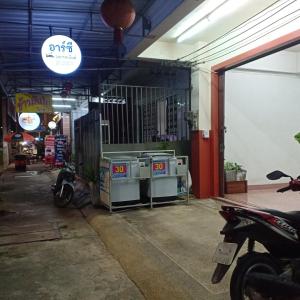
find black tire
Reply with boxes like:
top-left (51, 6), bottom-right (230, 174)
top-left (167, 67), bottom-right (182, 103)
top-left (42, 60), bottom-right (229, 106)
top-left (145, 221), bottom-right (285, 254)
top-left (230, 252), bottom-right (282, 300)
top-left (53, 185), bottom-right (73, 208)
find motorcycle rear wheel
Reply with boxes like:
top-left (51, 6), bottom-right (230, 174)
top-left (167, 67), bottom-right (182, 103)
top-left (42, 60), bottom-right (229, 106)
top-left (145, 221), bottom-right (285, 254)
top-left (230, 252), bottom-right (282, 300)
top-left (53, 185), bottom-right (73, 208)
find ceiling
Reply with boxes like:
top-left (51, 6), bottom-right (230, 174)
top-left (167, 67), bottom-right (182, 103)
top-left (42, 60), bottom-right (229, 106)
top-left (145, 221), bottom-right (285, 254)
top-left (0, 0), bottom-right (184, 102)
top-left (161, 0), bottom-right (278, 43)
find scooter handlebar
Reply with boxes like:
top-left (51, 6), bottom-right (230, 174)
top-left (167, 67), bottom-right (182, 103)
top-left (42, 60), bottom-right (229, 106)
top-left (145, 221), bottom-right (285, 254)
top-left (277, 179), bottom-right (300, 193)
top-left (277, 186), bottom-right (291, 193)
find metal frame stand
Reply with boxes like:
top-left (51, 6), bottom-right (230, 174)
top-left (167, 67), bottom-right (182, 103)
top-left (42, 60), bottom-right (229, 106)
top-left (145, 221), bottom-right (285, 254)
top-left (99, 150), bottom-right (189, 213)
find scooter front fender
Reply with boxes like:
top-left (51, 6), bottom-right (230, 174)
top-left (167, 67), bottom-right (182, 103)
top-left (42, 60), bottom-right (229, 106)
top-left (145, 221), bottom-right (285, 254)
top-left (59, 180), bottom-right (74, 197)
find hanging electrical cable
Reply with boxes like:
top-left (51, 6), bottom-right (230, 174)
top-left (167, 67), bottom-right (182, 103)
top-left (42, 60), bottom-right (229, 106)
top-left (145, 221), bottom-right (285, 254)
top-left (186, 0), bottom-right (296, 62)
top-left (177, 0), bottom-right (288, 60)
top-left (177, 0), bottom-right (295, 61)
top-left (193, 12), bottom-right (300, 66)
top-left (191, 9), bottom-right (300, 64)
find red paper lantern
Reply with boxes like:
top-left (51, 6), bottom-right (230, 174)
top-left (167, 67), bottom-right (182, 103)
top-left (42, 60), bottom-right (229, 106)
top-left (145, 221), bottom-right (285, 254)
top-left (100, 0), bottom-right (136, 44)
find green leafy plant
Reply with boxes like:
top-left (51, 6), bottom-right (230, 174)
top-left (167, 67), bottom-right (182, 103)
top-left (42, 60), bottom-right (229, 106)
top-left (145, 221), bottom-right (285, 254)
top-left (224, 161), bottom-right (243, 171)
top-left (158, 141), bottom-right (171, 150)
top-left (84, 165), bottom-right (97, 183)
top-left (294, 132), bottom-right (300, 144)
top-left (224, 161), bottom-right (246, 182)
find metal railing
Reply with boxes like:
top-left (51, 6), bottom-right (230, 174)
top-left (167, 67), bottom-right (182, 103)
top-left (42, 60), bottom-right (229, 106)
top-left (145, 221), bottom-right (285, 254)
top-left (99, 84), bottom-right (190, 144)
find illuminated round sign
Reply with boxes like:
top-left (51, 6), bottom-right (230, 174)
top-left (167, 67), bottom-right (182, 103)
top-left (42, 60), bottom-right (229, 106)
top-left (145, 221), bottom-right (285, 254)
top-left (18, 113), bottom-right (40, 131)
top-left (48, 121), bottom-right (57, 129)
top-left (41, 35), bottom-right (82, 75)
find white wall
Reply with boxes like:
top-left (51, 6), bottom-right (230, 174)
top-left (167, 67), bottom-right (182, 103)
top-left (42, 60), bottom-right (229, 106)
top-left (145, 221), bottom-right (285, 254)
top-left (297, 52), bottom-right (300, 72)
top-left (240, 50), bottom-right (299, 73)
top-left (193, 69), bottom-right (211, 129)
top-left (225, 68), bottom-right (300, 185)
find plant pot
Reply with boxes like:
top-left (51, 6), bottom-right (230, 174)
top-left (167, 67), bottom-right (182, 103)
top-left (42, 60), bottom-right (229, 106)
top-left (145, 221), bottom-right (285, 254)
top-left (237, 170), bottom-right (247, 181)
top-left (225, 170), bottom-right (237, 182)
top-left (225, 180), bottom-right (248, 194)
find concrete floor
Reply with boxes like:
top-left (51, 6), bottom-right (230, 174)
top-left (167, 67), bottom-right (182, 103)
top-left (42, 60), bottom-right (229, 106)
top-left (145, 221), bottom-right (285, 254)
top-left (83, 201), bottom-right (232, 300)
top-left (1, 164), bottom-right (262, 300)
top-left (0, 165), bottom-right (143, 300)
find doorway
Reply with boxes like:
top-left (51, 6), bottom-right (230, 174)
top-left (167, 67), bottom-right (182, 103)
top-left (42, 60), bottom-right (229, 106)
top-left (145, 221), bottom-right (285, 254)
top-left (211, 29), bottom-right (300, 197)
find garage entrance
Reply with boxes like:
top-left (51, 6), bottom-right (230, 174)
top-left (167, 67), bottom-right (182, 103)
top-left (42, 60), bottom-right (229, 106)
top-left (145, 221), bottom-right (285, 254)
top-left (211, 29), bottom-right (300, 200)
top-left (223, 43), bottom-right (300, 209)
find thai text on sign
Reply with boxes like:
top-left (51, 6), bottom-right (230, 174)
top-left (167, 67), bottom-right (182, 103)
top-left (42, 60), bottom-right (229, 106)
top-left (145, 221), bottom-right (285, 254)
top-left (16, 93), bottom-right (53, 113)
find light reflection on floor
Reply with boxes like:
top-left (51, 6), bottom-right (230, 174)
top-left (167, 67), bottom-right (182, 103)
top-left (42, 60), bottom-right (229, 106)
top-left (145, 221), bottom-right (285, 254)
top-left (225, 186), bottom-right (300, 212)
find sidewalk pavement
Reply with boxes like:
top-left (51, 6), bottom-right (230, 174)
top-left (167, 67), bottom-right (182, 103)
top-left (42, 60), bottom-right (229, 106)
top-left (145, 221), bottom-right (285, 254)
top-left (0, 163), bottom-right (267, 300)
top-left (82, 200), bottom-right (236, 300)
top-left (0, 164), bottom-right (143, 300)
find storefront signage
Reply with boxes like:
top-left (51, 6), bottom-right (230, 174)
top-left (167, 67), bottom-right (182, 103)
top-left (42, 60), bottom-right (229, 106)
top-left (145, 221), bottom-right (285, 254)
top-left (152, 161), bottom-right (167, 176)
top-left (18, 113), bottom-right (40, 131)
top-left (41, 35), bottom-right (82, 74)
top-left (16, 93), bottom-right (53, 113)
top-left (55, 135), bottom-right (67, 166)
top-left (112, 163), bottom-right (128, 178)
top-left (44, 135), bottom-right (55, 165)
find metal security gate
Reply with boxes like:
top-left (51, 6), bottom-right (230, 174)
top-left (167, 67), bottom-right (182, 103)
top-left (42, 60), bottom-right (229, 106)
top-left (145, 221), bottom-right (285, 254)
top-left (74, 110), bottom-right (101, 179)
top-left (74, 84), bottom-right (191, 178)
top-left (99, 84), bottom-right (190, 145)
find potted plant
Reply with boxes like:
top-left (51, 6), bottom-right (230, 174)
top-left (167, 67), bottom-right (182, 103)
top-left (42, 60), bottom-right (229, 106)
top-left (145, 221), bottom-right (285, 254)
top-left (224, 161), bottom-right (238, 181)
top-left (224, 161), bottom-right (247, 181)
top-left (236, 166), bottom-right (247, 181)
top-left (224, 161), bottom-right (247, 193)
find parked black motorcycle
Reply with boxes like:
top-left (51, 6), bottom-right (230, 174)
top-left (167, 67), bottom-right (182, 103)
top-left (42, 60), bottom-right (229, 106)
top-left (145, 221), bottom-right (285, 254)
top-left (51, 163), bottom-right (76, 207)
top-left (246, 271), bottom-right (300, 299)
top-left (211, 170), bottom-right (300, 300)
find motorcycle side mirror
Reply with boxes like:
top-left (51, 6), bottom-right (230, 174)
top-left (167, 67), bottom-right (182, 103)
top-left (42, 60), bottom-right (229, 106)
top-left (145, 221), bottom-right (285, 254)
top-left (266, 170), bottom-right (291, 180)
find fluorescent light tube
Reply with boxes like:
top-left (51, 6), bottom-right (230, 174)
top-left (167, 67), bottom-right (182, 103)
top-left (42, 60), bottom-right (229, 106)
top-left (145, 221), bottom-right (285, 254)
top-left (52, 104), bottom-right (72, 108)
top-left (177, 18), bottom-right (210, 43)
top-left (174, 0), bottom-right (227, 38)
top-left (177, 0), bottom-right (249, 43)
top-left (52, 97), bottom-right (76, 102)
top-left (209, 0), bottom-right (249, 22)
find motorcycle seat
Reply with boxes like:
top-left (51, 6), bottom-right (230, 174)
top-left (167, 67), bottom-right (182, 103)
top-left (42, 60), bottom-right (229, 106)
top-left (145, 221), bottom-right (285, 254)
top-left (261, 209), bottom-right (300, 228)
